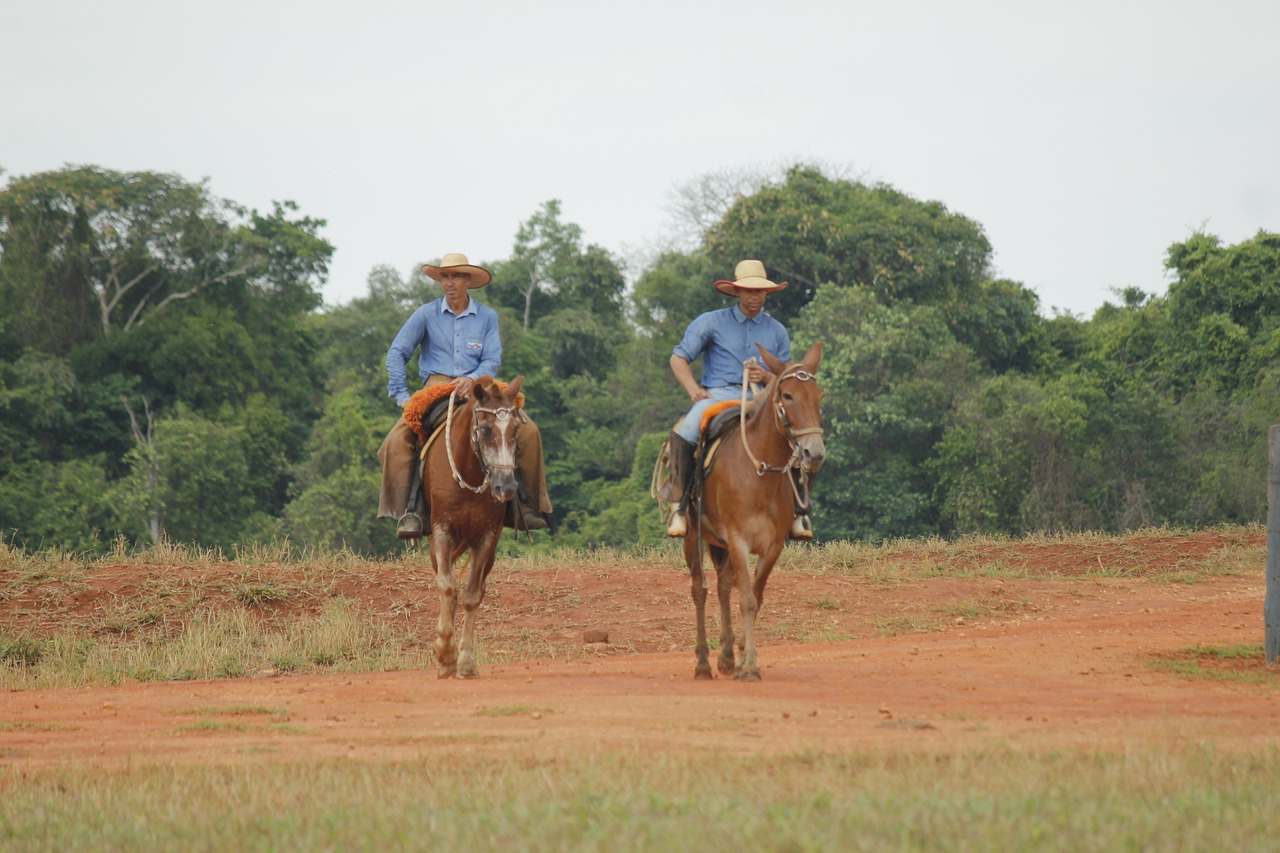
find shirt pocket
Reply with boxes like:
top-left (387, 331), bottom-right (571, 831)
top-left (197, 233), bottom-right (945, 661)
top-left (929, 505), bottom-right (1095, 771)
top-left (465, 341), bottom-right (484, 350)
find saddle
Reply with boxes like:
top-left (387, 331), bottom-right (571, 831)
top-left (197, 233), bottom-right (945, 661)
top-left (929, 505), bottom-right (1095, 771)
top-left (697, 401), bottom-right (743, 477)
top-left (403, 380), bottom-right (526, 447)
top-left (403, 383), bottom-right (458, 443)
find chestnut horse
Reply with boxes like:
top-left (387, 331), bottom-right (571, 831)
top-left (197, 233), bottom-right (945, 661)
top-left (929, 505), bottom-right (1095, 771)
top-left (683, 342), bottom-right (826, 681)
top-left (423, 375), bottom-right (525, 679)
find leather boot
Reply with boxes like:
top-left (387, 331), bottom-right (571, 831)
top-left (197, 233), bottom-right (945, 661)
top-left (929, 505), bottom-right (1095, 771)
top-left (397, 456), bottom-right (425, 540)
top-left (665, 432), bottom-right (696, 537)
top-left (397, 512), bottom-right (424, 540)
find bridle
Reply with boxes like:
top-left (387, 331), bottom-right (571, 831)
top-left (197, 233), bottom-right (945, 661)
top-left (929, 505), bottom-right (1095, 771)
top-left (739, 364), bottom-right (824, 477)
top-left (444, 389), bottom-right (519, 494)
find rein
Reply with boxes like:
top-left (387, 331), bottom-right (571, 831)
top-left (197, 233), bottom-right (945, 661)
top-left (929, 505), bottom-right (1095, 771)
top-left (738, 363), bottom-right (824, 482)
top-left (444, 390), bottom-right (519, 494)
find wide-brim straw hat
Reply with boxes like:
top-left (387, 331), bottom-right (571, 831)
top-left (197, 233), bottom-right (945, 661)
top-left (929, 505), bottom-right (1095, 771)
top-left (421, 252), bottom-right (492, 288)
top-left (713, 259), bottom-right (788, 296)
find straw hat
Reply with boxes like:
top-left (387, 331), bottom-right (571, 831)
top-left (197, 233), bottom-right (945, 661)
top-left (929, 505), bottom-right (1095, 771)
top-left (421, 252), bottom-right (492, 288)
top-left (713, 259), bottom-right (788, 296)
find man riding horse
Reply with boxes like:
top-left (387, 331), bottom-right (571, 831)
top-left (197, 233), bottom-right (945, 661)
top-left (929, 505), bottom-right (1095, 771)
top-left (664, 259), bottom-right (814, 540)
top-left (377, 252), bottom-right (552, 539)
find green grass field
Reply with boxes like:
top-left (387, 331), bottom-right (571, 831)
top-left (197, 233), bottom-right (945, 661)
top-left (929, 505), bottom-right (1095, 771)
top-left (3, 746), bottom-right (1279, 851)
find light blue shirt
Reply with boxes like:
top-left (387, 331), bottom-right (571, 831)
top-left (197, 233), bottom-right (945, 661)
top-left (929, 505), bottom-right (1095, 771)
top-left (385, 296), bottom-right (502, 405)
top-left (672, 305), bottom-right (791, 388)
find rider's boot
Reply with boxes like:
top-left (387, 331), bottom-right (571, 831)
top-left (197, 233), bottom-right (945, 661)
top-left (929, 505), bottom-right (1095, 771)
top-left (788, 468), bottom-right (817, 541)
top-left (397, 455), bottom-right (425, 540)
top-left (665, 432), bottom-right (697, 538)
top-left (789, 514), bottom-right (813, 540)
top-left (397, 512), bottom-right (424, 540)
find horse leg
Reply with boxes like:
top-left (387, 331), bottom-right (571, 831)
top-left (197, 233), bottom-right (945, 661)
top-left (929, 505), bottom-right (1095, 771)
top-left (753, 556), bottom-right (777, 614)
top-left (709, 545), bottom-right (736, 676)
top-left (456, 530), bottom-right (500, 679)
top-left (685, 534), bottom-right (713, 680)
top-left (431, 533), bottom-right (459, 678)
top-left (736, 540), bottom-right (784, 681)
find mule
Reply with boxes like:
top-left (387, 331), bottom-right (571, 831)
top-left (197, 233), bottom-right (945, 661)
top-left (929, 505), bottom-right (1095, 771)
top-left (423, 375), bottom-right (525, 679)
top-left (683, 342), bottom-right (826, 681)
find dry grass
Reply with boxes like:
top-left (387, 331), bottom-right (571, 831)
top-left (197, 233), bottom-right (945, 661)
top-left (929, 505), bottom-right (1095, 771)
top-left (3, 744), bottom-right (1280, 851)
top-left (0, 525), bottom-right (1264, 690)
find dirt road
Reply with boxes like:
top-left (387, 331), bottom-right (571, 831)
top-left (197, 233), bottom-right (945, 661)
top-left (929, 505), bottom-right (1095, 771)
top-left (4, 537), bottom-right (1276, 768)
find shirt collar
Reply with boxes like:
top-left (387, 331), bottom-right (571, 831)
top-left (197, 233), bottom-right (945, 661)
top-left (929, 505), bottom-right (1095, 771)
top-left (441, 296), bottom-right (478, 317)
top-left (731, 304), bottom-right (762, 324)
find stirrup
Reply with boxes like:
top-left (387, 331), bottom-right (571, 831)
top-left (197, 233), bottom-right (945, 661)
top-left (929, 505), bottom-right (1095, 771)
top-left (789, 514), bottom-right (813, 540)
top-left (396, 512), bottom-right (424, 540)
top-left (666, 510), bottom-right (688, 538)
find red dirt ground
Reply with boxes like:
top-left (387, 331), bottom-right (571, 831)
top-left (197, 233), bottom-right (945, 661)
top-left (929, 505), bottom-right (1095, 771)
top-left (3, 532), bottom-right (1278, 769)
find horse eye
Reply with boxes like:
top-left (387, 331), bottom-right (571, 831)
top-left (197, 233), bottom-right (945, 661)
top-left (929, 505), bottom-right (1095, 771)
top-left (782, 392), bottom-right (794, 403)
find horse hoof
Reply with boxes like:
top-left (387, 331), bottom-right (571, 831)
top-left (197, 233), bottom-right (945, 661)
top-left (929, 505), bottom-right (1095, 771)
top-left (694, 664), bottom-right (714, 680)
top-left (437, 666), bottom-right (456, 679)
top-left (456, 668), bottom-right (479, 679)
top-left (717, 657), bottom-right (735, 676)
top-left (734, 669), bottom-right (762, 682)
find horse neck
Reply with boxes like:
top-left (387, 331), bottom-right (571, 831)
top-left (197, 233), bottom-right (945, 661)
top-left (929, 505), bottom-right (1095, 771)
top-left (741, 382), bottom-right (791, 458)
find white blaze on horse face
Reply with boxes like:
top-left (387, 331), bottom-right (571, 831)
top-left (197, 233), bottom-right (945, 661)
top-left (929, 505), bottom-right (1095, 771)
top-left (482, 408), bottom-right (518, 471)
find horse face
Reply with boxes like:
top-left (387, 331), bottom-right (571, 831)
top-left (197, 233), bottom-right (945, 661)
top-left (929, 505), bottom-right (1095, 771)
top-left (777, 345), bottom-right (826, 472)
top-left (471, 377), bottom-right (523, 502)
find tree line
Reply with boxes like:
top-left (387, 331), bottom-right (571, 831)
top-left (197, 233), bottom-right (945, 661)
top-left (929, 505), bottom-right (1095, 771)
top-left (1, 163), bottom-right (1276, 556)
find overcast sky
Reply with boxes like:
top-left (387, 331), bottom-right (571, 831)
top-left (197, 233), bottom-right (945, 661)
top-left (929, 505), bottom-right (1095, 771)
top-left (3, 0), bottom-right (1276, 317)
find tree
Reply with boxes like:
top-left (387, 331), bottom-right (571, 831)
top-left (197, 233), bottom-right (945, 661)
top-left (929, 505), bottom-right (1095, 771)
top-left (487, 200), bottom-right (627, 333)
top-left (0, 167), bottom-right (259, 352)
top-left (117, 406), bottom-right (251, 548)
top-left (501, 200), bottom-right (583, 330)
top-left (791, 284), bottom-right (981, 541)
top-left (703, 164), bottom-right (994, 324)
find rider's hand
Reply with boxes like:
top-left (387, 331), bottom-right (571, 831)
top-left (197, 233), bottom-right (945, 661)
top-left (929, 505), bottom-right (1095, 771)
top-left (689, 387), bottom-right (711, 402)
top-left (745, 363), bottom-right (770, 385)
top-left (454, 376), bottom-right (475, 401)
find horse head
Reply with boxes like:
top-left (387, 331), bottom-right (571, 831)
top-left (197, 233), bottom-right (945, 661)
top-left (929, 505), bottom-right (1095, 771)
top-left (757, 342), bottom-right (826, 472)
top-left (470, 376), bottom-right (525, 502)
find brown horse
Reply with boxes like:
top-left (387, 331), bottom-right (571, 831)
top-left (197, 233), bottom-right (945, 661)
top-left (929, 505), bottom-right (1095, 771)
top-left (683, 342), bottom-right (826, 681)
top-left (422, 375), bottom-right (525, 679)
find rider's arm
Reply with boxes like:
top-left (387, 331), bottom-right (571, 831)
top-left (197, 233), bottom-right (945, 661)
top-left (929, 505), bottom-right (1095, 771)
top-left (670, 354), bottom-right (711, 402)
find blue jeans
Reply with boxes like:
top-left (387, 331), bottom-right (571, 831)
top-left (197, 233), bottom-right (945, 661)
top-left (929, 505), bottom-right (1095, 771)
top-left (675, 385), bottom-right (752, 443)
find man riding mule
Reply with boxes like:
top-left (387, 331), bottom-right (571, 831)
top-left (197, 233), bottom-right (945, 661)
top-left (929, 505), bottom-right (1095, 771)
top-left (661, 259), bottom-right (815, 540)
top-left (672, 339), bottom-right (827, 680)
top-left (377, 252), bottom-right (552, 540)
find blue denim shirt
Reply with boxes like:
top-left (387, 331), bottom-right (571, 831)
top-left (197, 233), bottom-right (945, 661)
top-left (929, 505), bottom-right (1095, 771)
top-left (672, 305), bottom-right (791, 388)
top-left (385, 296), bottom-right (502, 405)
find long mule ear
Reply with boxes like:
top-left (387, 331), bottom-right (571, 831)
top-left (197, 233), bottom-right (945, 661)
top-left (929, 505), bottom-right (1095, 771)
top-left (802, 342), bottom-right (825, 373)
top-left (757, 342), bottom-right (786, 376)
top-left (506, 375), bottom-right (525, 397)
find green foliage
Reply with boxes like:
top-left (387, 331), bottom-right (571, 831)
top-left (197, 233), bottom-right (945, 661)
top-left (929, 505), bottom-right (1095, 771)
top-left (279, 386), bottom-right (399, 555)
top-left (2, 163), bottom-right (1277, 552)
top-left (556, 432), bottom-right (668, 548)
top-left (793, 284), bottom-right (980, 541)
top-left (704, 164), bottom-right (993, 323)
top-left (0, 456), bottom-right (127, 552)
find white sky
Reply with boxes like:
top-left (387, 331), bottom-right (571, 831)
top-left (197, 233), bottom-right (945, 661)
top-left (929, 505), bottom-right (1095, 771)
top-left (3, 0), bottom-right (1277, 317)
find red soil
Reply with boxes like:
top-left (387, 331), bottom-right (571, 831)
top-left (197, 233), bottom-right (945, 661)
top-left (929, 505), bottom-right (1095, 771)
top-left (2, 532), bottom-right (1277, 768)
